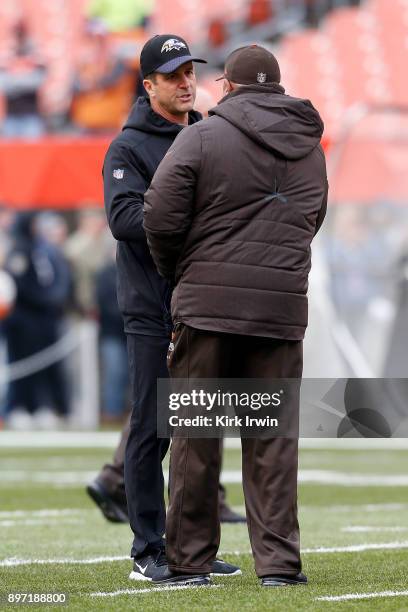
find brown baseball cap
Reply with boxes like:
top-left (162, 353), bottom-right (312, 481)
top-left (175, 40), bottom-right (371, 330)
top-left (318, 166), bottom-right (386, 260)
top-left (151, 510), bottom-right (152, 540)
top-left (216, 44), bottom-right (280, 85)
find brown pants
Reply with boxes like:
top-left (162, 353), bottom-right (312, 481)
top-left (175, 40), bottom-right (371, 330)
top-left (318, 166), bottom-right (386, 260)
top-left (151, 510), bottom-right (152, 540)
top-left (166, 325), bottom-right (302, 577)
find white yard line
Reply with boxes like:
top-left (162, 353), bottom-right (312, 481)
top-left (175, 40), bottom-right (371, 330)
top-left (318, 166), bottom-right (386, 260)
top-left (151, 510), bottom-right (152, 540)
top-left (3, 469), bottom-right (408, 487)
top-left (303, 541), bottom-right (408, 553)
top-left (90, 585), bottom-right (223, 597)
top-left (0, 471), bottom-right (97, 484)
top-left (2, 432), bottom-right (408, 450)
top-left (342, 526), bottom-right (408, 533)
top-left (0, 432), bottom-right (120, 448)
top-left (0, 509), bottom-right (85, 518)
top-left (317, 590), bottom-right (408, 602)
top-left (324, 503), bottom-right (408, 513)
top-left (4, 541), bottom-right (408, 568)
top-left (0, 555), bottom-right (129, 567)
top-left (0, 518), bottom-right (82, 528)
top-left (297, 471), bottom-right (408, 486)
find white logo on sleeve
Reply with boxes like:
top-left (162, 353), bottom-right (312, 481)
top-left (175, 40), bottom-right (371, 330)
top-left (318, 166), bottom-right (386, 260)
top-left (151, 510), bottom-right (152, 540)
top-left (113, 169), bottom-right (124, 179)
top-left (257, 72), bottom-right (267, 83)
top-left (161, 38), bottom-right (187, 53)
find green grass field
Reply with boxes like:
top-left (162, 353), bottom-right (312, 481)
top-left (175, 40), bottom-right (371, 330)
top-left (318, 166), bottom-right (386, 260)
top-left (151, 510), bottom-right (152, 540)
top-left (1, 440), bottom-right (408, 611)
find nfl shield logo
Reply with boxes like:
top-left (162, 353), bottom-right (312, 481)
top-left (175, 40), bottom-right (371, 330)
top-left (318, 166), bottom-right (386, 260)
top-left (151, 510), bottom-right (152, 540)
top-left (257, 72), bottom-right (267, 83)
top-left (113, 168), bottom-right (124, 179)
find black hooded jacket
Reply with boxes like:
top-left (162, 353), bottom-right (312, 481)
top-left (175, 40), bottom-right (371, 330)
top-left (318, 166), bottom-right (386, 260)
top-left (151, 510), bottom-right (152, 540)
top-left (103, 96), bottom-right (201, 336)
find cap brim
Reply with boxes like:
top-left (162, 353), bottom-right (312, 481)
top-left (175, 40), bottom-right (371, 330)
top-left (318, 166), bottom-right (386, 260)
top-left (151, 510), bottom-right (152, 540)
top-left (155, 55), bottom-right (207, 74)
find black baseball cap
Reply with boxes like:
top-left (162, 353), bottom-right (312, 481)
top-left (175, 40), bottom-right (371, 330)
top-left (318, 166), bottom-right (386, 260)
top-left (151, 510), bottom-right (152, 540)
top-left (216, 44), bottom-right (281, 85)
top-left (140, 34), bottom-right (207, 78)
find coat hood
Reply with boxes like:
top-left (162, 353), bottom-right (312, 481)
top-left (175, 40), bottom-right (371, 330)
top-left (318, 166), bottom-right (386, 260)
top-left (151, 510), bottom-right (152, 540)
top-left (123, 96), bottom-right (202, 136)
top-left (210, 84), bottom-right (324, 160)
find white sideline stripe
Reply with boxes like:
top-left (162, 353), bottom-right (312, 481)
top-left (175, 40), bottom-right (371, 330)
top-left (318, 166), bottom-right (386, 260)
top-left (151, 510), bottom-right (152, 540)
top-left (0, 518), bottom-right (82, 528)
top-left (0, 432), bottom-right (121, 448)
top-left (3, 432), bottom-right (408, 450)
top-left (303, 541), bottom-right (408, 554)
top-left (317, 590), bottom-right (408, 602)
top-left (4, 469), bottom-right (408, 487)
top-left (1, 502), bottom-right (403, 522)
top-left (342, 526), bottom-right (408, 533)
top-left (4, 541), bottom-right (408, 568)
top-left (0, 471), bottom-right (98, 484)
top-left (0, 509), bottom-right (84, 518)
top-left (90, 585), bottom-right (223, 597)
top-left (324, 503), bottom-right (408, 513)
top-left (298, 471), bottom-right (408, 487)
top-left (1, 555), bottom-right (129, 567)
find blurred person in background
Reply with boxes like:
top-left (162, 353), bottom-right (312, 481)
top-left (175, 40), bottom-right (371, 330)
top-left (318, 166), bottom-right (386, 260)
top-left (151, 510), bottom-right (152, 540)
top-left (95, 236), bottom-right (129, 424)
top-left (328, 207), bottom-right (386, 342)
top-left (0, 208), bottom-right (17, 424)
top-left (70, 20), bottom-right (135, 133)
top-left (0, 20), bottom-right (46, 138)
top-left (64, 208), bottom-right (107, 317)
top-left (2, 213), bottom-right (72, 430)
top-left (93, 34), bottom-right (241, 584)
top-left (86, 0), bottom-right (154, 31)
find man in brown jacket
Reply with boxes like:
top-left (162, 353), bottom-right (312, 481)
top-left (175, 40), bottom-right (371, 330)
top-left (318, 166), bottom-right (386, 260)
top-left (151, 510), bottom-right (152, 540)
top-left (144, 44), bottom-right (328, 586)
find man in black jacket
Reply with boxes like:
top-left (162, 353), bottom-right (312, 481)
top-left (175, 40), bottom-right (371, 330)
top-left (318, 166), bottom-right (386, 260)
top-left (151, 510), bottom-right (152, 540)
top-left (102, 34), bottom-right (240, 585)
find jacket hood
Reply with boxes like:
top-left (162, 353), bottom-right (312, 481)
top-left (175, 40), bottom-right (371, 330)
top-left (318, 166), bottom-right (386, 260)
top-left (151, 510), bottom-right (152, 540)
top-left (210, 84), bottom-right (324, 160)
top-left (123, 96), bottom-right (202, 136)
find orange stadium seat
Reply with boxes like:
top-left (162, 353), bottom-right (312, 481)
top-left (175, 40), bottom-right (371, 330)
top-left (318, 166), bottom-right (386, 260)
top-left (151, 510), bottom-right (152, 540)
top-left (151, 0), bottom-right (247, 44)
top-left (277, 0), bottom-right (408, 139)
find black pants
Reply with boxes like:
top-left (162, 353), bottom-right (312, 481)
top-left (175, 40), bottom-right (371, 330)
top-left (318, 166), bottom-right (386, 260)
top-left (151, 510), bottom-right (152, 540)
top-left (125, 333), bottom-right (170, 559)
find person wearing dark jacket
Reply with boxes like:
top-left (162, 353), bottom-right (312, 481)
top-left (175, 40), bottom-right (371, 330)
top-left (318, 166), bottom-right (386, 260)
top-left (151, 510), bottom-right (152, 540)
top-left (144, 45), bottom-right (328, 586)
top-left (101, 34), bottom-right (240, 584)
top-left (3, 213), bottom-right (71, 421)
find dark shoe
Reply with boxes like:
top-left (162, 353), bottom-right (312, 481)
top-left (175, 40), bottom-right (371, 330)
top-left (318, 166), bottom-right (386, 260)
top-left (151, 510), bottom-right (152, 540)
top-left (261, 572), bottom-right (308, 587)
top-left (152, 565), bottom-right (210, 586)
top-left (211, 558), bottom-right (241, 576)
top-left (129, 550), bottom-right (167, 582)
top-left (86, 479), bottom-right (128, 523)
top-left (219, 504), bottom-right (246, 524)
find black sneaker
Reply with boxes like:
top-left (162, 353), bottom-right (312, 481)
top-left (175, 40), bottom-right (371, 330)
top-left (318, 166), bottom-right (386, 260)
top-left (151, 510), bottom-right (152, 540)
top-left (86, 479), bottom-right (128, 523)
top-left (152, 565), bottom-right (210, 586)
top-left (211, 558), bottom-right (242, 576)
top-left (219, 504), bottom-right (246, 524)
top-left (129, 550), bottom-right (167, 582)
top-left (261, 572), bottom-right (308, 587)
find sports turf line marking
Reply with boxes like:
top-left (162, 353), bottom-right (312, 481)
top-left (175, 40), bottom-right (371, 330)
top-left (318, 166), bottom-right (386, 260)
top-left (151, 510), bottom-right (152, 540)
top-left (342, 526), bottom-right (408, 533)
top-left (4, 469), bottom-right (408, 486)
top-left (302, 541), bottom-right (408, 553)
top-left (90, 585), bottom-right (224, 597)
top-left (4, 541), bottom-right (408, 567)
top-left (3, 432), bottom-right (408, 449)
top-left (0, 518), bottom-right (82, 528)
top-left (0, 509), bottom-right (84, 518)
top-left (316, 590), bottom-right (408, 602)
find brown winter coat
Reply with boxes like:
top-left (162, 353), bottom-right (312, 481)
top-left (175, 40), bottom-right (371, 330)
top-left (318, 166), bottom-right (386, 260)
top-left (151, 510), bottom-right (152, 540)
top-left (143, 84), bottom-right (328, 340)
